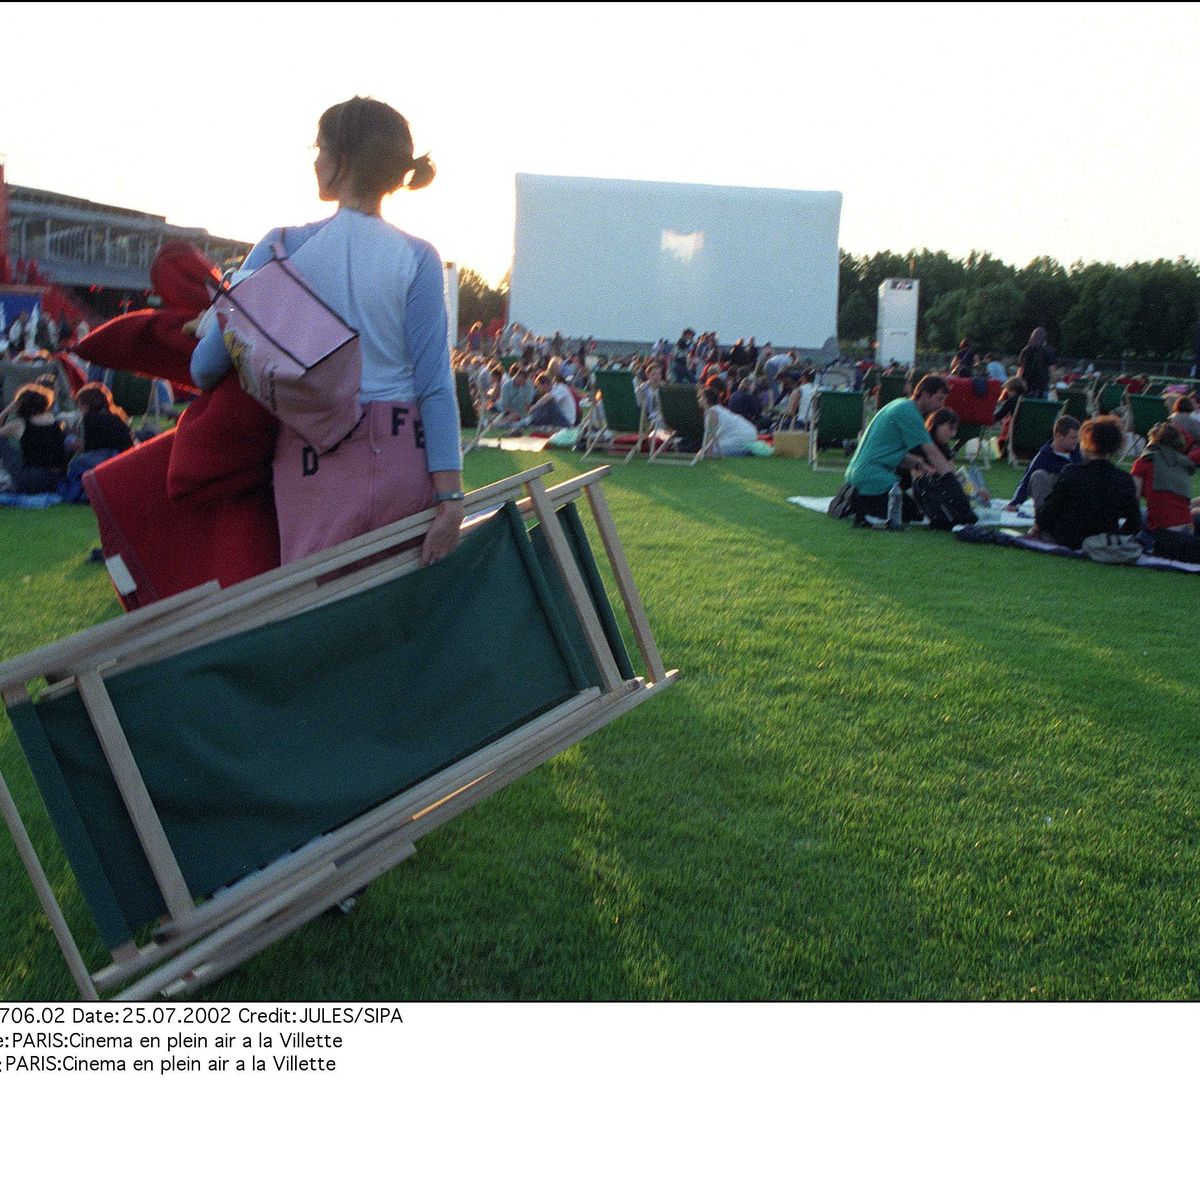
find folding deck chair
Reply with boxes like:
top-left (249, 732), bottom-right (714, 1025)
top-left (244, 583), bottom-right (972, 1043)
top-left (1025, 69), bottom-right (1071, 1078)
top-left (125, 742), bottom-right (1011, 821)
top-left (580, 370), bottom-right (650, 462)
top-left (456, 371), bottom-right (480, 452)
top-left (1122, 391), bottom-right (1167, 460)
top-left (1095, 382), bottom-right (1126, 416)
top-left (808, 390), bottom-right (866, 472)
top-left (1006, 397), bottom-right (1062, 465)
top-left (649, 385), bottom-right (708, 464)
top-left (877, 375), bottom-right (908, 406)
top-left (1058, 388), bottom-right (1090, 423)
top-left (0, 464), bottom-right (676, 1000)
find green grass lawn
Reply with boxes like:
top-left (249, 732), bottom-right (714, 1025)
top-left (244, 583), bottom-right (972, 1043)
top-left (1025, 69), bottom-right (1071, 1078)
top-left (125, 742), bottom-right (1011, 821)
top-left (2, 449), bottom-right (1198, 1001)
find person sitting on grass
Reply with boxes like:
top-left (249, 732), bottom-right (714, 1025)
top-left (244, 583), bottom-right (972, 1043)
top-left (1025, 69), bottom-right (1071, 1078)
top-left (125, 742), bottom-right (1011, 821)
top-left (77, 382), bottom-right (135, 457)
top-left (1029, 416), bottom-right (1141, 550)
top-left (698, 385), bottom-right (759, 457)
top-left (992, 376), bottom-right (1028, 458)
top-left (1166, 395), bottom-right (1200, 463)
top-left (836, 373), bottom-right (956, 525)
top-left (497, 363), bottom-right (535, 424)
top-left (635, 361), bottom-right (665, 431)
top-left (727, 375), bottom-right (771, 430)
top-left (780, 371), bottom-right (817, 428)
top-left (924, 406), bottom-right (993, 505)
top-left (0, 382), bottom-right (69, 494)
top-left (1008, 415), bottom-right (1082, 511)
top-left (1130, 422), bottom-right (1200, 561)
top-left (513, 371), bottom-right (576, 430)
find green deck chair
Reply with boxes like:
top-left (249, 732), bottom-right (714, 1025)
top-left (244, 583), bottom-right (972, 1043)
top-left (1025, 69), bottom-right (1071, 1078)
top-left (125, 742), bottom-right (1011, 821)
top-left (1096, 382), bottom-right (1126, 416)
top-left (1122, 392), bottom-right (1168, 460)
top-left (809, 390), bottom-right (866, 472)
top-left (877, 375), bottom-right (908, 406)
top-left (1006, 397), bottom-right (1062, 464)
top-left (456, 371), bottom-right (477, 429)
top-left (0, 465), bottom-right (675, 1000)
top-left (649, 385), bottom-right (706, 464)
top-left (583, 370), bottom-right (649, 463)
top-left (1058, 388), bottom-right (1090, 422)
top-left (110, 370), bottom-right (154, 417)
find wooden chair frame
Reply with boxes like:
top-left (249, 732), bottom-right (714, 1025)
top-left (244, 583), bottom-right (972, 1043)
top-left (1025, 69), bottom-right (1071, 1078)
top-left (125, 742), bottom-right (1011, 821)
top-left (0, 465), bottom-right (676, 1001)
top-left (647, 385), bottom-right (708, 466)
top-left (580, 373), bottom-right (651, 464)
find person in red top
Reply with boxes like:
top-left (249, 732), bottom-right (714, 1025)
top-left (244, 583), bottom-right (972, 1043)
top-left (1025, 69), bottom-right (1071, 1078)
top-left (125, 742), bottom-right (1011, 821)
top-left (1131, 422), bottom-right (1200, 560)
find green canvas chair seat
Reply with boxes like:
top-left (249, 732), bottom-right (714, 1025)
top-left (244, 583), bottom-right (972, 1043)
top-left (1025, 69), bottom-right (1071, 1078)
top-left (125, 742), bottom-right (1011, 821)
top-left (809, 390), bottom-right (865, 472)
top-left (1006, 398), bottom-right (1062, 464)
top-left (0, 465), bottom-right (673, 1000)
top-left (649, 385), bottom-right (705, 463)
top-left (877, 375), bottom-right (908, 406)
top-left (582, 370), bottom-right (648, 462)
top-left (1096, 383), bottom-right (1126, 415)
top-left (1058, 389), bottom-right (1090, 422)
top-left (456, 371), bottom-right (477, 429)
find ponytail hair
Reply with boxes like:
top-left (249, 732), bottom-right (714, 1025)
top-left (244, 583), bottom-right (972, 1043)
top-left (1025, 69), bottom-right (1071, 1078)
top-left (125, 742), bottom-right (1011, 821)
top-left (406, 152), bottom-right (436, 190)
top-left (318, 96), bottom-right (435, 199)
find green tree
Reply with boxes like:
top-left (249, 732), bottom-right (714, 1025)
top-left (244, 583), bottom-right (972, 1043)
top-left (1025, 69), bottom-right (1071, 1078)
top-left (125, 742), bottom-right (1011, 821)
top-left (1016, 257), bottom-right (1075, 350)
top-left (1127, 259), bottom-right (1198, 357)
top-left (456, 267), bottom-right (506, 337)
top-left (924, 288), bottom-right (969, 351)
top-left (958, 281), bottom-right (1026, 353)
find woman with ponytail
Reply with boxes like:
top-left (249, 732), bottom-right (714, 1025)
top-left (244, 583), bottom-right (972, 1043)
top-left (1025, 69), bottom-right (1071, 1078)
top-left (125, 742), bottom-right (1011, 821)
top-left (191, 96), bottom-right (462, 566)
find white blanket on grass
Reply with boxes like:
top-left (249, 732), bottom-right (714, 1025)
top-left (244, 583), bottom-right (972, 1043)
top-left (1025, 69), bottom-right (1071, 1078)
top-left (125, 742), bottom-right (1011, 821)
top-left (787, 495), bottom-right (1036, 529)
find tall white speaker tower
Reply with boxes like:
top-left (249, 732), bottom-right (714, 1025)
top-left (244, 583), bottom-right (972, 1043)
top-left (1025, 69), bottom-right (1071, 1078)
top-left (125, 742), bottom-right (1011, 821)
top-left (876, 278), bottom-right (919, 366)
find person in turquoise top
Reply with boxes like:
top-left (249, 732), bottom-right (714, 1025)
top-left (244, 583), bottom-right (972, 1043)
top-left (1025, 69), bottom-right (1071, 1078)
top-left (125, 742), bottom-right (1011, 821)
top-left (843, 374), bottom-right (956, 521)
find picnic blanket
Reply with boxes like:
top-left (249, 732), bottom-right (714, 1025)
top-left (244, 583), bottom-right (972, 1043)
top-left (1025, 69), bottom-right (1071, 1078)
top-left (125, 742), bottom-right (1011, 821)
top-left (0, 491), bottom-right (62, 509)
top-left (955, 525), bottom-right (1200, 574)
top-left (787, 495), bottom-right (1036, 529)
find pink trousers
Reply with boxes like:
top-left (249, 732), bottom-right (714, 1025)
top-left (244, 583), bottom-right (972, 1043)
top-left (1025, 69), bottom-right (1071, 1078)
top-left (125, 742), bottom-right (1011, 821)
top-left (272, 401), bottom-right (435, 564)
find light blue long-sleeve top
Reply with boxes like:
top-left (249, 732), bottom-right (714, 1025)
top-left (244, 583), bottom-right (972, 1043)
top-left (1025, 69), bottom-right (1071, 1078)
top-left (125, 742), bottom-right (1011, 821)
top-left (191, 210), bottom-right (461, 472)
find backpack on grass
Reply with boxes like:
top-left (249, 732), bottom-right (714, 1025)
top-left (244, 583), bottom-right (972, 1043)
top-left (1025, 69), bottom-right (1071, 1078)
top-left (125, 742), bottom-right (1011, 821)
top-left (912, 473), bottom-right (977, 531)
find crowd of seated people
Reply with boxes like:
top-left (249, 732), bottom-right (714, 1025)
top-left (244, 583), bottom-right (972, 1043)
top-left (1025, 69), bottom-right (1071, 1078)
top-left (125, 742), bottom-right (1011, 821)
top-left (452, 324), bottom-right (828, 441)
top-left (2, 312), bottom-right (85, 359)
top-left (0, 377), bottom-right (136, 497)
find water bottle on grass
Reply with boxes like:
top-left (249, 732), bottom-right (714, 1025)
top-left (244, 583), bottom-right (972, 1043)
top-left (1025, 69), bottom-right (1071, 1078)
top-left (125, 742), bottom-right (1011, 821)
top-left (887, 482), bottom-right (903, 531)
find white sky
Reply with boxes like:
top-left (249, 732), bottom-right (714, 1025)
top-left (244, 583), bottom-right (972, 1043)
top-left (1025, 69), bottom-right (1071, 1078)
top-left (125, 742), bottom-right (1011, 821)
top-left (4, 1), bottom-right (1199, 285)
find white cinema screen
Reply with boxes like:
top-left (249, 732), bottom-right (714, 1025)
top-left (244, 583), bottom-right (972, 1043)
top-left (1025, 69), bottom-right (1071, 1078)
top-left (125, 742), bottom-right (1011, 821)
top-left (509, 174), bottom-right (842, 349)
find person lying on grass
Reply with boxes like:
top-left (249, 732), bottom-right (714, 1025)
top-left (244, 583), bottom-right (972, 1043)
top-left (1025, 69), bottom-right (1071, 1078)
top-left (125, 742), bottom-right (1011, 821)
top-left (840, 373), bottom-right (956, 524)
top-left (1029, 415), bottom-right (1141, 550)
top-left (1007, 414), bottom-right (1082, 511)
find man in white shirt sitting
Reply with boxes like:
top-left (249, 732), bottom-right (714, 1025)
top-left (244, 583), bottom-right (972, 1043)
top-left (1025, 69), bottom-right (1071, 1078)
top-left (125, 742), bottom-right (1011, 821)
top-left (515, 372), bottom-right (576, 430)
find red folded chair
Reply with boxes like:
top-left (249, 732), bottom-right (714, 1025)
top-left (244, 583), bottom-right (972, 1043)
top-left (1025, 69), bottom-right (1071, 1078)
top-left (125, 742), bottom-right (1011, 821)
top-left (942, 376), bottom-right (1005, 426)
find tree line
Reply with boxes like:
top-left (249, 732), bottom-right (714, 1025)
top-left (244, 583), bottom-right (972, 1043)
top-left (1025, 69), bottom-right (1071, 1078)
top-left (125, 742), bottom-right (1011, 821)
top-left (838, 249), bottom-right (1200, 362)
top-left (456, 252), bottom-right (1200, 362)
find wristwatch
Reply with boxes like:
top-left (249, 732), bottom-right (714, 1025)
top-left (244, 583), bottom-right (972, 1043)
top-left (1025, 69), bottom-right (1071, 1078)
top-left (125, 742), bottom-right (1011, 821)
top-left (432, 490), bottom-right (465, 504)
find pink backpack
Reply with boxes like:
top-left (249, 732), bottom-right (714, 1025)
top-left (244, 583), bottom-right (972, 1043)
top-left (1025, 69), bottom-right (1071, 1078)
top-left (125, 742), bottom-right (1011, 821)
top-left (211, 237), bottom-right (362, 453)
